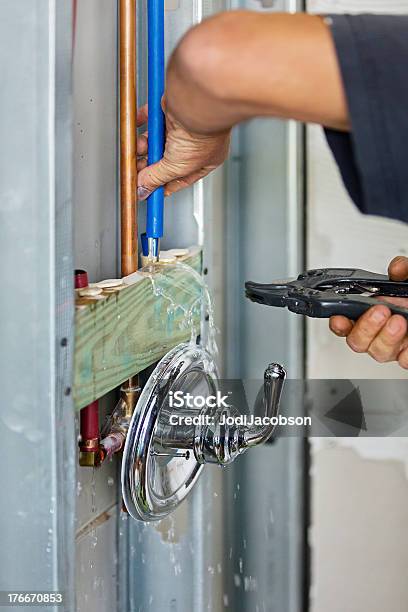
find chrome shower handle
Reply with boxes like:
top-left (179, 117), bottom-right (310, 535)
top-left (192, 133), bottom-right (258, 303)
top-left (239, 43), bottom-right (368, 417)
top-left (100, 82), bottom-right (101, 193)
top-left (194, 362), bottom-right (286, 466)
top-left (242, 362), bottom-right (286, 450)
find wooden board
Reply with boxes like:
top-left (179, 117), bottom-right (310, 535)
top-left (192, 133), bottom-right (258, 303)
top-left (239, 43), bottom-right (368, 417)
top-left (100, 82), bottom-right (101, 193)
top-left (74, 249), bottom-right (202, 410)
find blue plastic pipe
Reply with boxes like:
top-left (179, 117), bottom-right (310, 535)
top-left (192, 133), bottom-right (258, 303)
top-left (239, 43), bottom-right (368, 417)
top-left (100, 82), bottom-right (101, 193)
top-left (146, 0), bottom-right (165, 260)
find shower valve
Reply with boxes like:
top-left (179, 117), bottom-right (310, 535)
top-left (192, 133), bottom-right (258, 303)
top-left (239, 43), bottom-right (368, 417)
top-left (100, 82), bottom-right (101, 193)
top-left (121, 343), bottom-right (286, 522)
top-left (194, 363), bottom-right (286, 466)
top-left (157, 363), bottom-right (286, 467)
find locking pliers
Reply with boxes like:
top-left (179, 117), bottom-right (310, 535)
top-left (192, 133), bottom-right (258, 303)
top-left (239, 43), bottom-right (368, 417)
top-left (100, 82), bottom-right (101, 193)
top-left (245, 268), bottom-right (408, 321)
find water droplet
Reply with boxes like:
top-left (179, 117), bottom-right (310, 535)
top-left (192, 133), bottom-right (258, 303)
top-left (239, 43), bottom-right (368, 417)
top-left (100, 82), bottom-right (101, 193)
top-left (244, 576), bottom-right (258, 592)
top-left (91, 468), bottom-right (96, 514)
top-left (174, 563), bottom-right (181, 576)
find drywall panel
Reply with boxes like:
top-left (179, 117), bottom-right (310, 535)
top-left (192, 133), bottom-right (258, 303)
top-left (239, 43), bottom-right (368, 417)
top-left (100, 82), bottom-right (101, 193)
top-left (307, 3), bottom-right (408, 612)
top-left (310, 442), bottom-right (408, 612)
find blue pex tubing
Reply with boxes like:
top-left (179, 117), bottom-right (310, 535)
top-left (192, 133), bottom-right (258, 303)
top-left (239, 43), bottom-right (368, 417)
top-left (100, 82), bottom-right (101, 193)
top-left (146, 0), bottom-right (165, 240)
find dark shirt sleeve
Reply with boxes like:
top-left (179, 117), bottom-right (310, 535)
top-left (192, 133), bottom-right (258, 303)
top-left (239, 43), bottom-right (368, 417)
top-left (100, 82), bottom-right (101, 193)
top-left (324, 14), bottom-right (408, 224)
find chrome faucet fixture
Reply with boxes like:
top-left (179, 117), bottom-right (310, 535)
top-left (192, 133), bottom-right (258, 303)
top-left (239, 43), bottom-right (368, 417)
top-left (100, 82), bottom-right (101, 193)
top-left (201, 362), bottom-right (286, 464)
top-left (121, 343), bottom-right (286, 521)
top-left (156, 362), bottom-right (286, 466)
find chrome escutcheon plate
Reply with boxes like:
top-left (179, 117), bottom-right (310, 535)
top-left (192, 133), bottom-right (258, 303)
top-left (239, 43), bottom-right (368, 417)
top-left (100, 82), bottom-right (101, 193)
top-left (121, 342), bottom-right (218, 521)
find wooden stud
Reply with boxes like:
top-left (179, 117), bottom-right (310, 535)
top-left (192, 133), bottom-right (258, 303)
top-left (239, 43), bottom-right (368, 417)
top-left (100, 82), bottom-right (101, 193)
top-left (74, 249), bottom-right (203, 410)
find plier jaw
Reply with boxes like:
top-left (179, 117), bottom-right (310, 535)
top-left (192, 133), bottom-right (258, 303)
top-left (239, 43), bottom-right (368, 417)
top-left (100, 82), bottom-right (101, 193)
top-left (245, 268), bottom-right (408, 321)
top-left (244, 281), bottom-right (291, 308)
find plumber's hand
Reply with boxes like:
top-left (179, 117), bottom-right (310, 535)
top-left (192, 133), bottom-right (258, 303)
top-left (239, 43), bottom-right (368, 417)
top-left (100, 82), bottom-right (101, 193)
top-left (136, 103), bottom-right (230, 200)
top-left (329, 256), bottom-right (408, 369)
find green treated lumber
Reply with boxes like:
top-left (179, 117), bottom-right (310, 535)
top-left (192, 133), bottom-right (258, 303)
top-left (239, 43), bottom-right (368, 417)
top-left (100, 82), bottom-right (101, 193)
top-left (74, 249), bottom-right (202, 410)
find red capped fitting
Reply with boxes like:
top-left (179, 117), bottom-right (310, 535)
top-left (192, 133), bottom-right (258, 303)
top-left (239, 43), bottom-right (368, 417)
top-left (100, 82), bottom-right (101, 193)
top-left (79, 403), bottom-right (101, 467)
top-left (80, 400), bottom-right (100, 449)
top-left (75, 269), bottom-right (89, 289)
top-left (75, 268), bottom-right (100, 467)
top-left (79, 399), bottom-right (101, 467)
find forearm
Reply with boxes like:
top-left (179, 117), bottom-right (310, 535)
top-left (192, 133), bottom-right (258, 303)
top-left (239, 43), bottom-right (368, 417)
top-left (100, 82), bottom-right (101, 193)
top-left (165, 11), bottom-right (349, 135)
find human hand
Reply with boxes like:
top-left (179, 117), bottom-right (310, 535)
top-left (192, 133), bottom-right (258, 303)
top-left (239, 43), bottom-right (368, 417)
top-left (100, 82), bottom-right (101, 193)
top-left (329, 256), bottom-right (408, 369)
top-left (136, 102), bottom-right (231, 201)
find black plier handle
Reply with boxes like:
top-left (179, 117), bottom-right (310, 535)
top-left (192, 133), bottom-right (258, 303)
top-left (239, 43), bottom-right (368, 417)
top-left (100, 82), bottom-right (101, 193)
top-left (245, 268), bottom-right (408, 321)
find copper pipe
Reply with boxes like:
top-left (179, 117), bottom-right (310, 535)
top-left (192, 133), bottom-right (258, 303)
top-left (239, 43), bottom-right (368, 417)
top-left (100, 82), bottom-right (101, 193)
top-left (120, 0), bottom-right (138, 277)
top-left (79, 4), bottom-right (139, 469)
top-left (119, 1), bottom-right (139, 427)
top-left (99, 380), bottom-right (141, 465)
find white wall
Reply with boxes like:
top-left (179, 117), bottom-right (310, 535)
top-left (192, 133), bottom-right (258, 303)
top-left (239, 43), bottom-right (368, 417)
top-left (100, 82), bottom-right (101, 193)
top-left (306, 2), bottom-right (408, 611)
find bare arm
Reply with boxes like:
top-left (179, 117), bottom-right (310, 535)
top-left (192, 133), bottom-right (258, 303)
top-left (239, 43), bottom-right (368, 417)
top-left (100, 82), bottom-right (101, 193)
top-left (136, 12), bottom-right (408, 371)
top-left (137, 11), bottom-right (348, 197)
top-left (166, 11), bottom-right (348, 134)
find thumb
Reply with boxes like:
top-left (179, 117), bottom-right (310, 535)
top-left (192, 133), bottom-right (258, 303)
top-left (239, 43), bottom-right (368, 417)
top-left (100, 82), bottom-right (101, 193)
top-left (388, 256), bottom-right (408, 281)
top-left (137, 158), bottom-right (181, 201)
